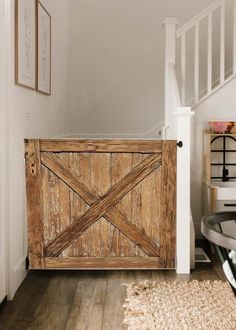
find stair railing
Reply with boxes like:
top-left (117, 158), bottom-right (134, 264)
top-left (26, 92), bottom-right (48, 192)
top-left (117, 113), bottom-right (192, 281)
top-left (176, 0), bottom-right (236, 107)
top-left (163, 18), bottom-right (195, 274)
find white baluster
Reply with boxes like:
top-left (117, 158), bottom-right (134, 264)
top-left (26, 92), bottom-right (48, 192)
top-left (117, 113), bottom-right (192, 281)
top-left (207, 12), bottom-right (212, 93)
top-left (220, 2), bottom-right (225, 83)
top-left (194, 23), bottom-right (199, 103)
top-left (181, 33), bottom-right (186, 105)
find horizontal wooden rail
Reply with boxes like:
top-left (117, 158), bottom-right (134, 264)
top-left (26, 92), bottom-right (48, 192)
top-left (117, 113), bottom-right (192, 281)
top-left (37, 139), bottom-right (163, 153)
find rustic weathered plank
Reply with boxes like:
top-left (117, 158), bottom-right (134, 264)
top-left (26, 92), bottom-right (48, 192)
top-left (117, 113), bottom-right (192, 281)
top-left (91, 153), bottom-right (111, 258)
top-left (160, 140), bottom-right (176, 266)
top-left (45, 257), bottom-right (165, 269)
top-left (40, 139), bottom-right (163, 153)
top-left (142, 165), bottom-right (161, 255)
top-left (41, 153), bottom-right (160, 258)
top-left (111, 153), bottom-right (134, 257)
top-left (131, 154), bottom-right (145, 257)
top-left (42, 153), bottom-right (162, 257)
top-left (67, 152), bottom-right (91, 257)
top-left (58, 154), bottom-right (71, 258)
top-left (26, 139), bottom-right (177, 270)
top-left (25, 139), bottom-right (44, 269)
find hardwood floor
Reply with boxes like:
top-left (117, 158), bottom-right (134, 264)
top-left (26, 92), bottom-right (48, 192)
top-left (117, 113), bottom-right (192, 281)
top-left (0, 262), bottom-right (225, 330)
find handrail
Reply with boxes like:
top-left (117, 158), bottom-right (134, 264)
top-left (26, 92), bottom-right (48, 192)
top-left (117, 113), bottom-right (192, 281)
top-left (176, 0), bottom-right (227, 38)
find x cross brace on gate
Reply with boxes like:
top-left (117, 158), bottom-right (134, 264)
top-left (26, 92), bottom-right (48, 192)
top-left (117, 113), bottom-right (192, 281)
top-left (41, 152), bottom-right (162, 258)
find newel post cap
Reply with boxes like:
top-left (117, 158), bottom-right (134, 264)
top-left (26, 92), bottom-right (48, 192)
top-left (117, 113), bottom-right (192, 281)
top-left (162, 17), bottom-right (179, 27)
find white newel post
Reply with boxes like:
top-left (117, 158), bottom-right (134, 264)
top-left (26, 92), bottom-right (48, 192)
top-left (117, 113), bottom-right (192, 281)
top-left (175, 107), bottom-right (195, 274)
top-left (163, 18), bottom-right (179, 139)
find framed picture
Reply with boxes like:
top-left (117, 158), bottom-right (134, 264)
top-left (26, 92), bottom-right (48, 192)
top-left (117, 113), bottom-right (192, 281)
top-left (36, 1), bottom-right (51, 95)
top-left (15, 0), bottom-right (36, 89)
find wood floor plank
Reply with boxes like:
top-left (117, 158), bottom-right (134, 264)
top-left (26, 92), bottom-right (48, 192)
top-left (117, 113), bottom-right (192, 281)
top-left (0, 262), bottom-right (226, 330)
top-left (28, 271), bottom-right (79, 329)
top-left (65, 272), bottom-right (108, 330)
top-left (102, 271), bottom-right (134, 330)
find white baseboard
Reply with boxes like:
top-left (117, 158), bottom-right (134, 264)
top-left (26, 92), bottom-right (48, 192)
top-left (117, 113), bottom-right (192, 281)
top-left (8, 257), bottom-right (27, 300)
top-left (13, 257), bottom-right (26, 273)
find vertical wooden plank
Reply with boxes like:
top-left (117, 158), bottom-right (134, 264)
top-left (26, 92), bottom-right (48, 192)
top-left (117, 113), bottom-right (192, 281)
top-left (41, 165), bottom-right (49, 244)
top-left (181, 33), bottom-right (186, 105)
top-left (141, 155), bottom-right (161, 258)
top-left (194, 22), bottom-right (199, 103)
top-left (220, 2), bottom-right (225, 84)
top-left (111, 153), bottom-right (134, 257)
top-left (47, 164), bottom-right (60, 243)
top-left (68, 152), bottom-right (91, 257)
top-left (207, 12), bottom-right (212, 94)
top-left (131, 154), bottom-right (144, 257)
top-left (25, 139), bottom-right (44, 269)
top-left (160, 141), bottom-right (176, 267)
top-left (57, 153), bottom-right (70, 258)
top-left (91, 153), bottom-right (111, 258)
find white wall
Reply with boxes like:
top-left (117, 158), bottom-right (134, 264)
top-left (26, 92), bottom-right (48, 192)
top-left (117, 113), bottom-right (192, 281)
top-left (67, 0), bottom-right (213, 137)
top-left (192, 77), bottom-right (236, 236)
top-left (4, 0), bottom-right (69, 299)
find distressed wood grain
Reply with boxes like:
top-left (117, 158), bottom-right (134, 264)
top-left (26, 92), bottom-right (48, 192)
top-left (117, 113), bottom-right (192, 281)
top-left (90, 153), bottom-right (111, 258)
top-left (43, 153), bottom-right (161, 257)
top-left (25, 139), bottom-right (44, 268)
top-left (26, 139), bottom-right (176, 270)
top-left (45, 257), bottom-right (165, 269)
top-left (111, 153), bottom-right (134, 257)
top-left (41, 153), bottom-right (160, 258)
top-left (160, 141), bottom-right (176, 266)
top-left (40, 139), bottom-right (162, 153)
top-left (67, 152), bottom-right (91, 257)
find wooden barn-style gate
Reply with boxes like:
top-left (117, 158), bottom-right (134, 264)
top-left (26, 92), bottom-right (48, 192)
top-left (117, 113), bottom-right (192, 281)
top-left (25, 139), bottom-right (176, 269)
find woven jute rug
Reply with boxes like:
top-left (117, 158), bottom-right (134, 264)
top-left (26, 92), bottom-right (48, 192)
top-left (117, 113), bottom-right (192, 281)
top-left (123, 280), bottom-right (236, 329)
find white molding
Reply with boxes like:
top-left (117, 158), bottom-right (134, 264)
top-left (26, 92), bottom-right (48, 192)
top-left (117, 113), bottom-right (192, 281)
top-left (162, 17), bottom-right (179, 26)
top-left (190, 212), bottom-right (195, 269)
top-left (13, 257), bottom-right (26, 273)
top-left (174, 107), bottom-right (195, 274)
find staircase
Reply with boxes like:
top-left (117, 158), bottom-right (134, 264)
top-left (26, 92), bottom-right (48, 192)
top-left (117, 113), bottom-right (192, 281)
top-left (163, 0), bottom-right (236, 273)
top-left (176, 0), bottom-right (236, 108)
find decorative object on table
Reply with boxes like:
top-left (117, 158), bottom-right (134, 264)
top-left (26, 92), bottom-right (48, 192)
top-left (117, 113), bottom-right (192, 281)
top-left (36, 1), bottom-right (51, 95)
top-left (209, 121), bottom-right (235, 134)
top-left (15, 0), bottom-right (36, 90)
top-left (123, 280), bottom-right (236, 329)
